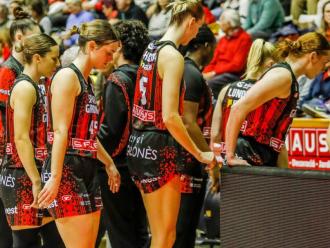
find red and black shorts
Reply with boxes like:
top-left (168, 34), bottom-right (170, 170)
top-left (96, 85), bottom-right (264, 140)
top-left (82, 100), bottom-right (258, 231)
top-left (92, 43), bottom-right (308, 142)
top-left (127, 129), bottom-right (186, 193)
top-left (41, 155), bottom-right (102, 219)
top-left (234, 136), bottom-right (279, 167)
top-left (179, 151), bottom-right (207, 194)
top-left (0, 167), bottom-right (45, 226)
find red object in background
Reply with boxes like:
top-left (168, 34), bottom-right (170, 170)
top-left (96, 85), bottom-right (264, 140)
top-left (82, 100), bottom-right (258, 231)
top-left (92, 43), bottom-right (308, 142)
top-left (95, 0), bottom-right (118, 19)
top-left (2, 44), bottom-right (10, 61)
top-left (203, 6), bottom-right (216, 24)
top-left (287, 127), bottom-right (330, 170)
top-left (203, 28), bottom-right (252, 75)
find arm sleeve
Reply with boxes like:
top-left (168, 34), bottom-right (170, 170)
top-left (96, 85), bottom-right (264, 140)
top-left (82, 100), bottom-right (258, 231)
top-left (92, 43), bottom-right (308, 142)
top-left (97, 81), bottom-right (128, 155)
top-left (184, 64), bottom-right (203, 103)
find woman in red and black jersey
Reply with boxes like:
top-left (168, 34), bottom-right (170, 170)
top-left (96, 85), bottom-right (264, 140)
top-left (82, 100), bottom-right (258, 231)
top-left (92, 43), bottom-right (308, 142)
top-left (174, 24), bottom-right (217, 248)
top-left (37, 20), bottom-right (121, 248)
top-left (127, 1), bottom-right (214, 247)
top-left (211, 39), bottom-right (277, 166)
top-left (0, 7), bottom-right (41, 248)
top-left (224, 32), bottom-right (330, 167)
top-left (0, 33), bottom-right (62, 247)
top-left (0, 7), bottom-right (41, 149)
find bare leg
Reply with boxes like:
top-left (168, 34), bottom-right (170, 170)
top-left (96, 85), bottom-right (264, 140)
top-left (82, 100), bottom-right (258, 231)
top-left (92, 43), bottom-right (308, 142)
top-left (55, 210), bottom-right (101, 248)
top-left (141, 176), bottom-right (181, 248)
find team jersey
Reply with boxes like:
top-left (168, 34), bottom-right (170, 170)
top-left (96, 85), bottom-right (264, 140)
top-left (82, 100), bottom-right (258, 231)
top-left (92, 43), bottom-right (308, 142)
top-left (132, 40), bottom-right (185, 131)
top-left (221, 79), bottom-right (256, 146)
top-left (4, 74), bottom-right (47, 168)
top-left (0, 56), bottom-right (23, 162)
top-left (0, 56), bottom-right (23, 107)
top-left (98, 64), bottom-right (138, 167)
top-left (47, 63), bottom-right (99, 158)
top-left (222, 62), bottom-right (299, 152)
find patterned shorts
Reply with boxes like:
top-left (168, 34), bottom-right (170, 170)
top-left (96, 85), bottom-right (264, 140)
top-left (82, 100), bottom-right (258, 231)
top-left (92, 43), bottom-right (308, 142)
top-left (127, 130), bottom-right (186, 193)
top-left (41, 155), bottom-right (102, 219)
top-left (0, 167), bottom-right (46, 226)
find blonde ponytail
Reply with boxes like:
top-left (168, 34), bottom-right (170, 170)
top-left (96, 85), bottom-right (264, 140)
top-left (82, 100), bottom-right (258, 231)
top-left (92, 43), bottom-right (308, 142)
top-left (168, 0), bottom-right (204, 26)
top-left (244, 39), bottom-right (275, 80)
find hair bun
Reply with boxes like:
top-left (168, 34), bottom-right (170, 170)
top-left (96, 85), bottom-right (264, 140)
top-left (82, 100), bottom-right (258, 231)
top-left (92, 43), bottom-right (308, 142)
top-left (13, 7), bottom-right (30, 20)
top-left (289, 40), bottom-right (302, 51)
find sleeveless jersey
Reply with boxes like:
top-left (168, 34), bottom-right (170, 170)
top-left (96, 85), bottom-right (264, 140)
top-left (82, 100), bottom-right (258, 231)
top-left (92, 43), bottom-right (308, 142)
top-left (132, 40), bottom-right (185, 131)
top-left (221, 79), bottom-right (256, 146)
top-left (0, 56), bottom-right (23, 162)
top-left (222, 62), bottom-right (299, 152)
top-left (47, 63), bottom-right (99, 158)
top-left (4, 74), bottom-right (47, 168)
top-left (0, 56), bottom-right (23, 107)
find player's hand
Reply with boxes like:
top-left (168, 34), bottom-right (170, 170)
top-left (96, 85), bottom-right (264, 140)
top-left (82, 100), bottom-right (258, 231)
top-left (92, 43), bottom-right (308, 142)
top-left (196, 151), bottom-right (215, 164)
top-left (105, 163), bottom-right (121, 193)
top-left (38, 177), bottom-right (60, 209)
top-left (30, 181), bottom-right (42, 208)
top-left (226, 156), bottom-right (251, 167)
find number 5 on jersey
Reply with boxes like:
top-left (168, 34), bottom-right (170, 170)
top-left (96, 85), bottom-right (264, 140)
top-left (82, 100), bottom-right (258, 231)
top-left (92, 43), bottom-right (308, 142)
top-left (139, 76), bottom-right (148, 105)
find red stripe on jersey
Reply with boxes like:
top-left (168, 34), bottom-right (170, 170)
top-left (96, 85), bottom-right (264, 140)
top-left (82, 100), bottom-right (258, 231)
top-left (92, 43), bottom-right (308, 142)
top-left (132, 41), bottom-right (185, 131)
top-left (47, 64), bottom-right (99, 158)
top-left (5, 75), bottom-right (47, 168)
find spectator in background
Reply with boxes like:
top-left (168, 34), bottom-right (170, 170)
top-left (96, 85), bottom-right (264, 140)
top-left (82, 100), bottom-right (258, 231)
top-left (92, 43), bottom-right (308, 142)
top-left (8, 0), bottom-right (24, 20)
top-left (201, 0), bottom-right (215, 24)
top-left (147, 0), bottom-right (172, 40)
top-left (0, 4), bottom-right (10, 62)
top-left (81, 0), bottom-right (107, 19)
top-left (270, 24), bottom-right (300, 43)
top-left (291, 0), bottom-right (319, 25)
top-left (243, 0), bottom-right (284, 40)
top-left (48, 0), bottom-right (67, 15)
top-left (0, 28), bottom-right (11, 62)
top-left (62, 0), bottom-right (94, 48)
top-left (134, 0), bottom-right (154, 11)
top-left (203, 9), bottom-right (252, 99)
top-left (300, 62), bottom-right (330, 109)
top-left (47, 0), bottom-right (69, 32)
top-left (30, 0), bottom-right (53, 34)
top-left (319, 0), bottom-right (330, 41)
top-left (210, 0), bottom-right (238, 20)
top-left (0, 4), bottom-right (10, 29)
top-left (114, 0), bottom-right (148, 26)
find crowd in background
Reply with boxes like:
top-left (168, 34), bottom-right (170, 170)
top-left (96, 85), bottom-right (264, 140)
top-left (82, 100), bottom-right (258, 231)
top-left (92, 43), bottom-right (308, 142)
top-left (0, 0), bottom-right (328, 116)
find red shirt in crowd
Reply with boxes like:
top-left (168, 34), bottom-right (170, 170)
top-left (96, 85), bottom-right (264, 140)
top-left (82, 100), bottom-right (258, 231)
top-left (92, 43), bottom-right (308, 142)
top-left (203, 6), bottom-right (216, 24)
top-left (204, 28), bottom-right (252, 76)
